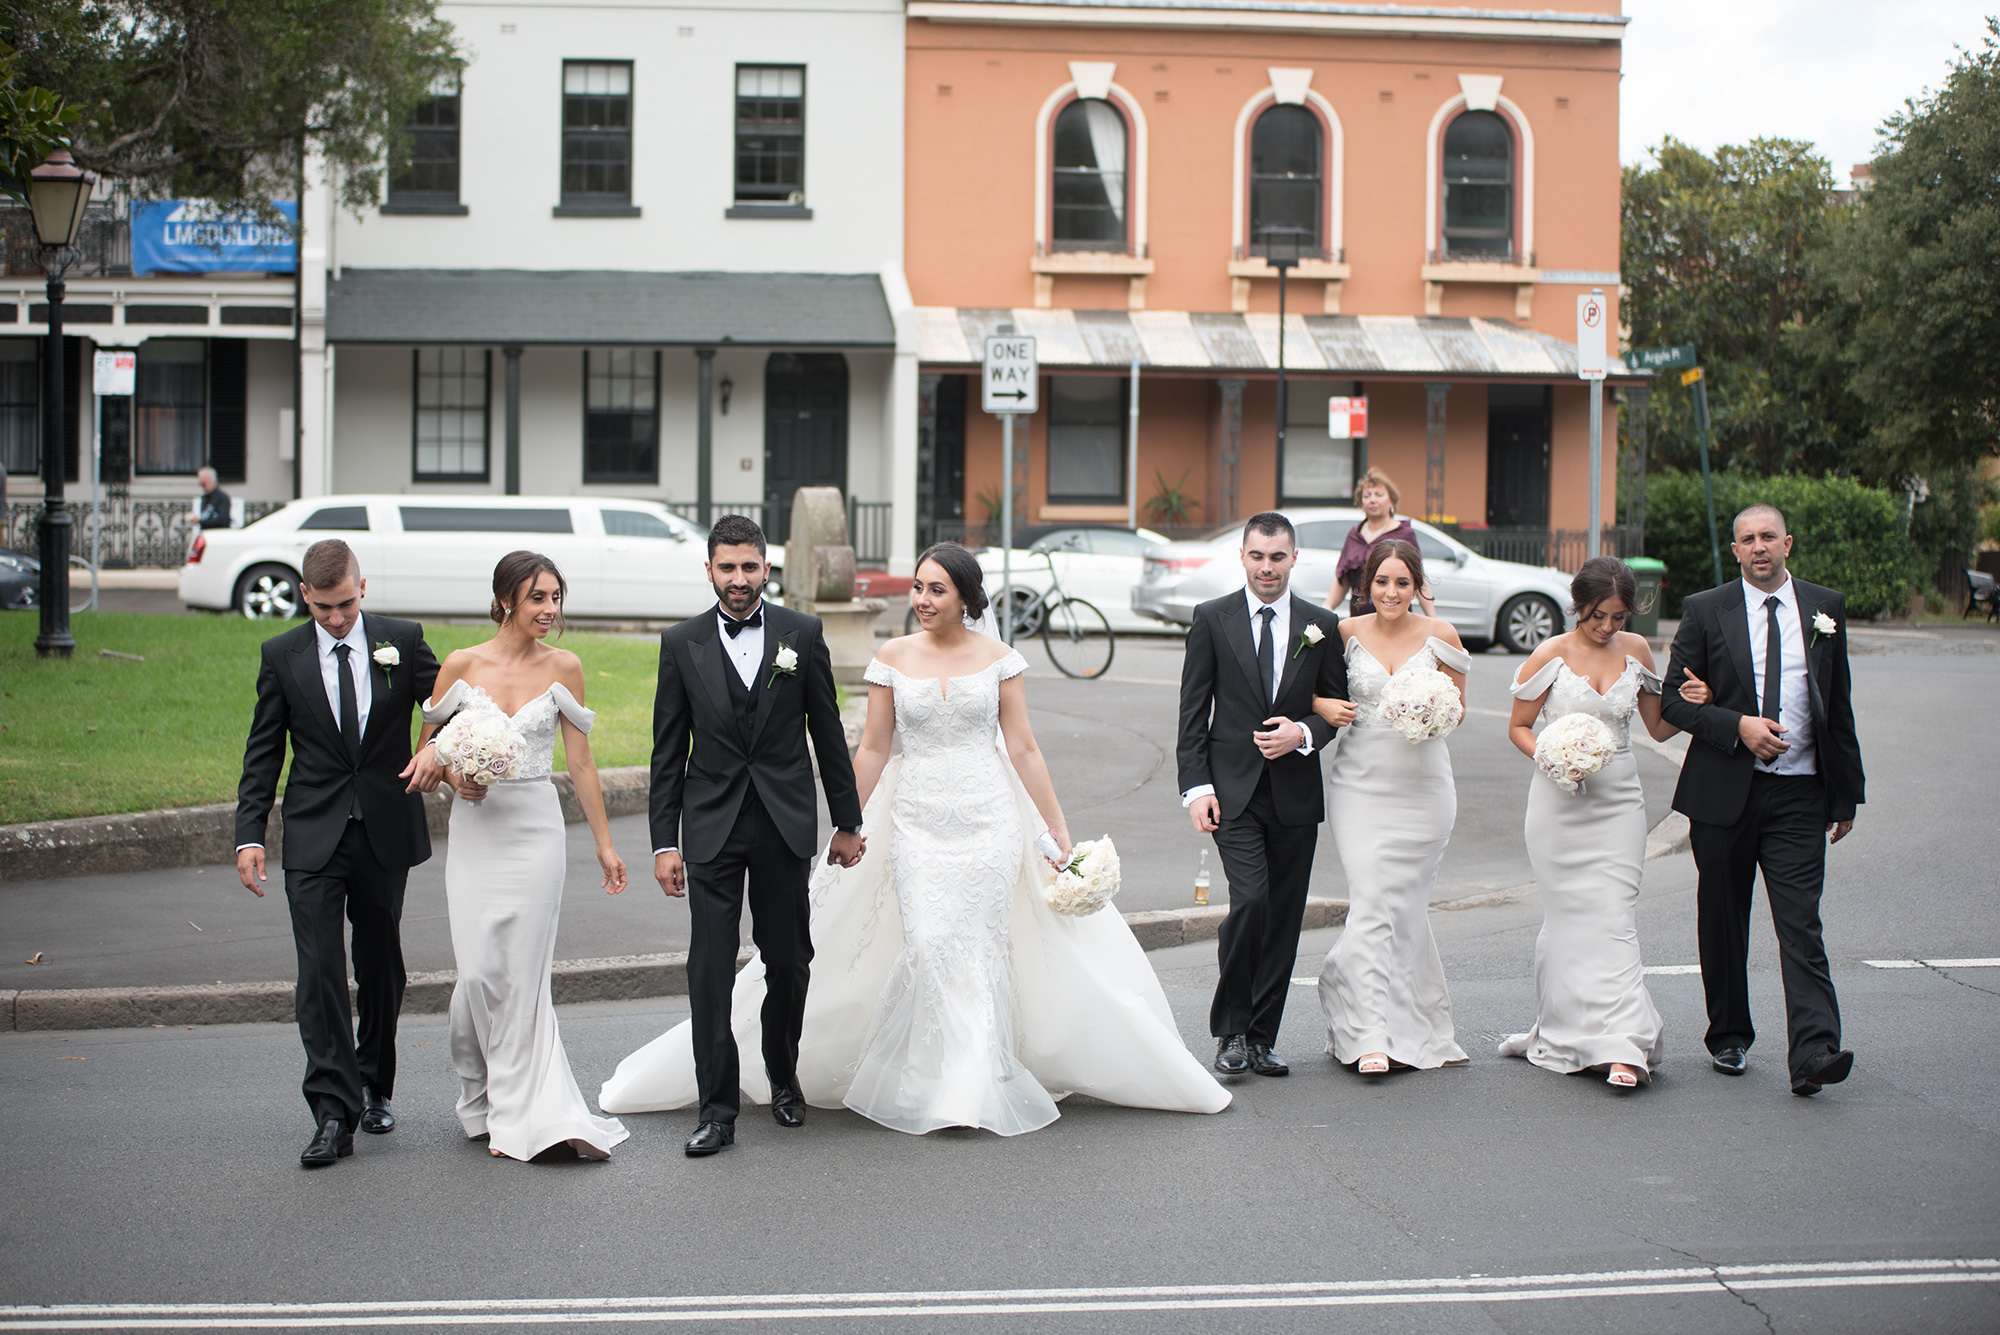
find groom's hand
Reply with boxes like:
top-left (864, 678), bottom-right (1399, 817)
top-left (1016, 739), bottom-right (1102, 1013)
top-left (236, 847), bottom-right (267, 898)
top-left (1189, 795), bottom-right (1220, 833)
top-left (828, 829), bottom-right (866, 868)
top-left (1737, 714), bottom-right (1790, 761)
top-left (655, 851), bottom-right (686, 898)
top-left (1254, 717), bottom-right (1305, 759)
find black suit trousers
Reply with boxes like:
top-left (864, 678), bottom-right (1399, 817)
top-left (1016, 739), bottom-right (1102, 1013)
top-left (283, 819), bottom-right (408, 1125)
top-left (686, 784), bottom-right (813, 1124)
top-left (1210, 769), bottom-right (1318, 1044)
top-left (1691, 771), bottom-right (1841, 1079)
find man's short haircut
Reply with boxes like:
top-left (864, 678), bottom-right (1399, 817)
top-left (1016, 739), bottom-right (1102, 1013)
top-left (1732, 502), bottom-right (1787, 539)
top-left (707, 513), bottom-right (767, 559)
top-left (196, 467), bottom-right (217, 485)
top-left (1242, 511), bottom-right (1296, 549)
top-left (301, 539), bottom-right (360, 591)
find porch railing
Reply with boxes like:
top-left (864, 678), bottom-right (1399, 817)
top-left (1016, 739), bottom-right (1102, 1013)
top-left (1456, 525), bottom-right (1639, 574)
top-left (5, 496), bottom-right (284, 568)
top-left (664, 498), bottom-right (894, 568)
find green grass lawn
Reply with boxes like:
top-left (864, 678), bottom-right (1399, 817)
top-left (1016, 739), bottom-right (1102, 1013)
top-left (0, 613), bottom-right (663, 825)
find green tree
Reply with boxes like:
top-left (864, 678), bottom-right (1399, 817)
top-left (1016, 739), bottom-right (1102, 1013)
top-left (3, 0), bottom-right (461, 215)
top-left (0, 37), bottom-right (73, 190)
top-left (1620, 138), bottom-right (1867, 478)
top-left (1816, 19), bottom-right (2000, 481)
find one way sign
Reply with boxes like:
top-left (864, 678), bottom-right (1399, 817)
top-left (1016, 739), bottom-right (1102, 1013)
top-left (982, 334), bottom-right (1038, 415)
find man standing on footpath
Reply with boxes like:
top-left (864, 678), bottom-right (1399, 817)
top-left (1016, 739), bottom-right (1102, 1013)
top-left (196, 467), bottom-right (232, 529)
top-left (234, 539), bottom-right (450, 1166)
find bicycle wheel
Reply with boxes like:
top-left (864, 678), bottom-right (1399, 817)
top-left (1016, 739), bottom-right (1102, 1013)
top-left (1041, 597), bottom-right (1114, 679)
top-left (999, 585), bottom-right (1045, 640)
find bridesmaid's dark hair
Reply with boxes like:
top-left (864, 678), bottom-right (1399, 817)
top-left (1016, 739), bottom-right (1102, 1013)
top-left (1362, 538), bottom-right (1426, 603)
top-left (491, 549), bottom-right (568, 635)
top-left (1570, 556), bottom-right (1652, 620)
top-left (914, 541), bottom-right (990, 622)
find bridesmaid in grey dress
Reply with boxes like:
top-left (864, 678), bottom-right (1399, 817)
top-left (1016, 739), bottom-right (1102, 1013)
top-left (1314, 540), bottom-right (1471, 1075)
top-left (1500, 557), bottom-right (1707, 1089)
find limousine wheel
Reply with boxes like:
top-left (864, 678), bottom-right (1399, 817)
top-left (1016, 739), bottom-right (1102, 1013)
top-left (237, 563), bottom-right (303, 620)
top-left (1497, 593), bottom-right (1561, 654)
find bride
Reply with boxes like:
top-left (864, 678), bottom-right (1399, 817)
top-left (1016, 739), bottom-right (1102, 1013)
top-left (600, 543), bottom-right (1228, 1134)
top-left (421, 551), bottom-right (630, 1160)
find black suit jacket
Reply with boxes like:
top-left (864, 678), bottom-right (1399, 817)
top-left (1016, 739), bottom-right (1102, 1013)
top-left (1661, 578), bottom-right (1865, 826)
top-left (1177, 591), bottom-right (1348, 826)
top-left (235, 614), bottom-right (441, 873)
top-left (649, 602), bottom-right (863, 865)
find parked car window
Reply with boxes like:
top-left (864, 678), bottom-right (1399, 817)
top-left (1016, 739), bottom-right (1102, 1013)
top-left (1414, 530), bottom-right (1457, 563)
top-left (398, 506), bottom-right (574, 534)
top-left (1293, 520), bottom-right (1347, 550)
top-left (1086, 530), bottom-right (1153, 557)
top-left (603, 508), bottom-right (677, 540)
top-left (299, 505), bottom-right (370, 531)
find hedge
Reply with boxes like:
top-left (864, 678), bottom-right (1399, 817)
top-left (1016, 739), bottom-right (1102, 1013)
top-left (1642, 470), bottom-right (1914, 618)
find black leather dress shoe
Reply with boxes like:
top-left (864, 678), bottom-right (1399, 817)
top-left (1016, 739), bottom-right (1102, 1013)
top-left (360, 1086), bottom-right (394, 1134)
top-left (685, 1121), bottom-right (736, 1157)
top-left (770, 1085), bottom-right (805, 1129)
top-left (1247, 1042), bottom-right (1289, 1077)
top-left (1214, 1034), bottom-right (1250, 1075)
top-left (301, 1119), bottom-right (353, 1168)
top-left (1711, 1046), bottom-right (1749, 1076)
top-left (1792, 1049), bottom-right (1854, 1097)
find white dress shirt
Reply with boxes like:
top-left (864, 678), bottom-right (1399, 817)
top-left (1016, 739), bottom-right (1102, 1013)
top-left (1743, 575), bottom-right (1816, 776)
top-left (238, 620), bottom-right (373, 853)
top-left (655, 603), bottom-right (766, 856)
top-left (1180, 587), bottom-right (1318, 808)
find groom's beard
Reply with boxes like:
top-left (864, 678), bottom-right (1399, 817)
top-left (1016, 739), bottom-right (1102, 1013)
top-left (714, 579), bottom-right (761, 618)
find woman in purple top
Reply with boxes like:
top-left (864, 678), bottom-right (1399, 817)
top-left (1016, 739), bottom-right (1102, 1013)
top-left (1328, 468), bottom-right (1434, 617)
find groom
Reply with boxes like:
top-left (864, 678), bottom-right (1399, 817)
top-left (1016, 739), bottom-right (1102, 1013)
top-left (1177, 512), bottom-right (1348, 1078)
top-left (234, 539), bottom-right (445, 1167)
top-left (1662, 503), bottom-right (1865, 1097)
top-left (651, 515), bottom-right (865, 1157)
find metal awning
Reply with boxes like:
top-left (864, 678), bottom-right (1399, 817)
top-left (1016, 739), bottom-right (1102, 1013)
top-left (918, 307), bottom-right (1638, 379)
top-left (327, 270), bottom-right (896, 346)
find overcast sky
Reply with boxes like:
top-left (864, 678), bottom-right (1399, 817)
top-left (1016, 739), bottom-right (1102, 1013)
top-left (1619, 1), bottom-right (1995, 178)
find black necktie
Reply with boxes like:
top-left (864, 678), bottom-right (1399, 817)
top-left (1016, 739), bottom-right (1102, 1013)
top-left (1762, 596), bottom-right (1783, 723)
top-left (722, 607), bottom-right (762, 638)
top-left (1257, 606), bottom-right (1276, 709)
top-left (334, 642), bottom-right (362, 760)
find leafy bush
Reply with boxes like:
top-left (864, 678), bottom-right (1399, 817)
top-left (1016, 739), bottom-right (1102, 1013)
top-left (1643, 470), bottom-right (1914, 617)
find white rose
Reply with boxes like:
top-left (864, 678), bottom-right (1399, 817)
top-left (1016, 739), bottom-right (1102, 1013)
top-left (1813, 611), bottom-right (1837, 636)
top-left (774, 645), bottom-right (799, 672)
top-left (372, 645), bottom-right (399, 669)
top-left (1303, 623), bottom-right (1325, 645)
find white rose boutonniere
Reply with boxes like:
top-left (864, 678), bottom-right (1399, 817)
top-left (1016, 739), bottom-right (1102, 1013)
top-left (767, 642), bottom-right (800, 689)
top-left (372, 642), bottom-right (399, 677)
top-left (1293, 621), bottom-right (1325, 660)
top-left (1811, 610), bottom-right (1837, 645)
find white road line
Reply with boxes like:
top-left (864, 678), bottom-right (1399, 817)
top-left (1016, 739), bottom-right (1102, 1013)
top-left (1290, 977), bottom-right (1319, 986)
top-left (4, 1260), bottom-right (1992, 1329)
top-left (1865, 958), bottom-right (2000, 969)
top-left (1643, 964), bottom-right (1703, 975)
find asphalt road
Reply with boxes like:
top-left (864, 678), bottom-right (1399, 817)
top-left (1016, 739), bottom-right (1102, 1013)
top-left (1, 638), bottom-right (1995, 1332)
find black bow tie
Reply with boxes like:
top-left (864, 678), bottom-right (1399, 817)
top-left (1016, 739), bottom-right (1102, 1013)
top-left (721, 608), bottom-right (762, 638)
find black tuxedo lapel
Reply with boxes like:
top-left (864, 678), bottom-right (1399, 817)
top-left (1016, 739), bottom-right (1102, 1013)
top-left (1274, 595), bottom-right (1316, 704)
top-left (357, 613), bottom-right (389, 751)
top-left (748, 616), bottom-right (790, 750)
top-left (1221, 596), bottom-right (1263, 701)
top-left (288, 630), bottom-right (344, 751)
top-left (1792, 585), bottom-right (1830, 725)
top-left (688, 619), bottom-right (737, 725)
top-left (1712, 581), bottom-right (1756, 705)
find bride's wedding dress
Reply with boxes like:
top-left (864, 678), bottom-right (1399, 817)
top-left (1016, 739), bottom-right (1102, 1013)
top-left (424, 680), bottom-right (629, 1159)
top-left (600, 649), bottom-right (1228, 1133)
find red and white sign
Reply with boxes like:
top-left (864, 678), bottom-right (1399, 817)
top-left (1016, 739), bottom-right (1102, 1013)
top-left (1575, 291), bottom-right (1608, 381)
top-left (1327, 395), bottom-right (1368, 439)
top-left (93, 350), bottom-right (137, 397)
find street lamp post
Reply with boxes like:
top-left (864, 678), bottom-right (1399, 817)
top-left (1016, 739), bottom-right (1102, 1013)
top-left (27, 149), bottom-right (92, 659)
top-left (1262, 227), bottom-right (1304, 507)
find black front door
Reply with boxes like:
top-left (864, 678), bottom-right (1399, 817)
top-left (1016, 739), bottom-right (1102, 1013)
top-left (98, 396), bottom-right (131, 485)
top-left (764, 352), bottom-right (849, 546)
top-left (1486, 385), bottom-right (1550, 529)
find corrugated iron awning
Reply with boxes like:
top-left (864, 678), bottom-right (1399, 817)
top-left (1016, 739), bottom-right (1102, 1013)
top-left (918, 308), bottom-right (1637, 379)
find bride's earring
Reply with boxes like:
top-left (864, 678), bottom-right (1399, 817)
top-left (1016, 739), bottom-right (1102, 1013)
top-left (963, 611), bottom-right (977, 630)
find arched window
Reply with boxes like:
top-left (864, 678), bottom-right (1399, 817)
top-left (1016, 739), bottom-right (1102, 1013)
top-left (1441, 110), bottom-right (1513, 259)
top-left (1249, 104), bottom-right (1322, 257)
top-left (1051, 98), bottom-right (1127, 251)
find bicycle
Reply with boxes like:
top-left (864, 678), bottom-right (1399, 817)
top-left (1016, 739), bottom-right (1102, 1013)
top-left (902, 536), bottom-right (1115, 679)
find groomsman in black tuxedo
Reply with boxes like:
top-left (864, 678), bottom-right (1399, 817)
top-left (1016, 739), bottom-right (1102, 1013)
top-left (1177, 513), bottom-right (1349, 1078)
top-left (234, 540), bottom-right (446, 1166)
top-left (650, 515), bottom-right (866, 1157)
top-left (1663, 503), bottom-right (1866, 1096)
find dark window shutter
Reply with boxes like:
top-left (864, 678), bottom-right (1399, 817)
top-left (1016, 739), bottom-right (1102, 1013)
top-left (63, 336), bottom-right (82, 484)
top-left (208, 339), bottom-right (248, 482)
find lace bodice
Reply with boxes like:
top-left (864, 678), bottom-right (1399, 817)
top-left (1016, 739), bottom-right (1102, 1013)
top-left (1345, 635), bottom-right (1473, 728)
top-left (863, 649), bottom-right (1027, 762)
top-left (423, 679), bottom-right (595, 780)
top-left (1510, 655), bottom-right (1661, 751)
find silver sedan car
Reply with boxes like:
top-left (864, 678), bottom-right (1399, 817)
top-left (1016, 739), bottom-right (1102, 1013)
top-left (1132, 508), bottom-right (1577, 653)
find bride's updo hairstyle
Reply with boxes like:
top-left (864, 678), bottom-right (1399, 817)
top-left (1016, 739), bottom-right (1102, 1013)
top-left (913, 541), bottom-right (990, 623)
top-left (491, 549), bottom-right (569, 635)
top-left (1361, 538), bottom-right (1426, 607)
top-left (1570, 556), bottom-right (1651, 621)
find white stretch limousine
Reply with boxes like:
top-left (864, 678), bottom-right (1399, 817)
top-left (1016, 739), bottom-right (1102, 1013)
top-left (179, 495), bottom-right (784, 620)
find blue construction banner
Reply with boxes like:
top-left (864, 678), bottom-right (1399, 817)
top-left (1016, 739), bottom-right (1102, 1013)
top-left (130, 200), bottom-right (297, 275)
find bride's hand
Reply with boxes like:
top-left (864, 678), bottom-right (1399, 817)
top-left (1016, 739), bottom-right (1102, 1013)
top-left (1049, 829), bottom-right (1073, 867)
top-left (598, 845), bottom-right (627, 895)
top-left (1679, 668), bottom-right (1712, 706)
top-left (1313, 695), bottom-right (1357, 728)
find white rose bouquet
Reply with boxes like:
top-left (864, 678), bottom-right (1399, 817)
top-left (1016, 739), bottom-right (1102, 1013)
top-left (1376, 665), bottom-right (1464, 744)
top-left (432, 711), bottom-right (528, 803)
top-left (1044, 836), bottom-right (1121, 918)
top-left (1535, 712), bottom-right (1616, 795)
